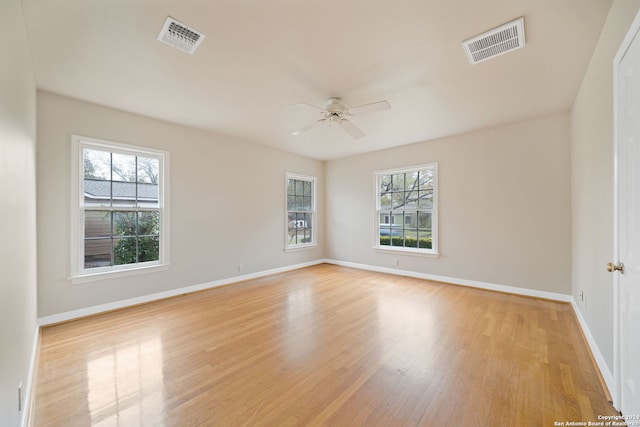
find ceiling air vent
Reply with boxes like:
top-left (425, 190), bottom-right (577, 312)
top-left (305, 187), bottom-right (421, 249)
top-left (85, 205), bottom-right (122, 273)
top-left (157, 17), bottom-right (205, 55)
top-left (462, 17), bottom-right (525, 65)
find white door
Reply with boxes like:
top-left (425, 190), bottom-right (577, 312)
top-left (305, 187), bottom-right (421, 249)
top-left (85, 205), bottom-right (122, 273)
top-left (614, 10), bottom-right (640, 416)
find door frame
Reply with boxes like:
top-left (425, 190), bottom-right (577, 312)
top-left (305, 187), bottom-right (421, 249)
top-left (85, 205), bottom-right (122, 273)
top-left (612, 8), bottom-right (640, 411)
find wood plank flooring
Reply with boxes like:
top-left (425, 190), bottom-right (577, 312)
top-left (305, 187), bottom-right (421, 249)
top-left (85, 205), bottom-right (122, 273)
top-left (32, 264), bottom-right (618, 426)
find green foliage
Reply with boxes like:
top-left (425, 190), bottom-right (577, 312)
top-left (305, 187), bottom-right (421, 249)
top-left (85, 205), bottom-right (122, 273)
top-left (114, 237), bottom-right (159, 264)
top-left (379, 236), bottom-right (432, 249)
top-left (113, 212), bottom-right (160, 264)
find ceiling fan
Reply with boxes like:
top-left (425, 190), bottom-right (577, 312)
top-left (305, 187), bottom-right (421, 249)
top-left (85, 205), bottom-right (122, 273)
top-left (292, 97), bottom-right (391, 139)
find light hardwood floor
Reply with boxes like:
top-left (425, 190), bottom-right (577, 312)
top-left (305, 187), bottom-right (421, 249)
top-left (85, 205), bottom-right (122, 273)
top-left (32, 264), bottom-right (618, 426)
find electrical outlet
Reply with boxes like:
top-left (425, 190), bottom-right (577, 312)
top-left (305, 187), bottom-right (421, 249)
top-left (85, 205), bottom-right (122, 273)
top-left (18, 382), bottom-right (22, 412)
top-left (237, 264), bottom-right (244, 273)
top-left (579, 290), bottom-right (584, 302)
top-left (393, 259), bottom-right (399, 267)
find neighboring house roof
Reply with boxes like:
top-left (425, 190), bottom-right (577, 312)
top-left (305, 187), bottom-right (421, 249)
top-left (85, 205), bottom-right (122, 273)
top-left (84, 179), bottom-right (158, 201)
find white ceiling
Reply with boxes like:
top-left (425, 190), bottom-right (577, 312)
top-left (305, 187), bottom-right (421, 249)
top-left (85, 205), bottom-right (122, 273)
top-left (21, 0), bottom-right (613, 160)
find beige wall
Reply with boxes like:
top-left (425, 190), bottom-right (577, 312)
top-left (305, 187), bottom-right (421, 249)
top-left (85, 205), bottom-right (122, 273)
top-left (37, 91), bottom-right (324, 316)
top-left (0, 0), bottom-right (38, 425)
top-left (325, 113), bottom-right (572, 294)
top-left (571, 0), bottom-right (640, 374)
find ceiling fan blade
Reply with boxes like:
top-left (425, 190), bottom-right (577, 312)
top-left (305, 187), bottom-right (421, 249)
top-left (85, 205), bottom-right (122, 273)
top-left (347, 100), bottom-right (391, 115)
top-left (339, 119), bottom-right (365, 139)
top-left (292, 119), bottom-right (325, 136)
top-left (292, 102), bottom-right (326, 113)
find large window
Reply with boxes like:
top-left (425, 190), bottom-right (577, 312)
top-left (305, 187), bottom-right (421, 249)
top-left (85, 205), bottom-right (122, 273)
top-left (375, 164), bottom-right (437, 255)
top-left (72, 136), bottom-right (169, 280)
top-left (286, 173), bottom-right (316, 249)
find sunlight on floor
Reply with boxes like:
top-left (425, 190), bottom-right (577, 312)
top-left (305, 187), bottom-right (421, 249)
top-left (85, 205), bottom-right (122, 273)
top-left (86, 336), bottom-right (165, 426)
top-left (376, 292), bottom-right (437, 376)
top-left (283, 286), bottom-right (316, 363)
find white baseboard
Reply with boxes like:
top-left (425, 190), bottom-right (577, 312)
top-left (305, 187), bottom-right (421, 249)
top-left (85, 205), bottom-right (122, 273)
top-left (570, 298), bottom-right (615, 400)
top-left (324, 259), bottom-right (573, 302)
top-left (21, 325), bottom-right (39, 427)
top-left (38, 260), bottom-right (325, 326)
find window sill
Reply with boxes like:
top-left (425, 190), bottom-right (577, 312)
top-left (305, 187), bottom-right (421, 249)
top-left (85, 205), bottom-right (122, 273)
top-left (373, 246), bottom-right (440, 258)
top-left (285, 243), bottom-right (318, 252)
top-left (70, 263), bottom-right (171, 284)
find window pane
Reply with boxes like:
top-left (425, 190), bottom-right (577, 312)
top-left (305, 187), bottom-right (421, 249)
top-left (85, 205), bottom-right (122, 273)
top-left (303, 181), bottom-right (311, 197)
top-left (298, 213), bottom-right (308, 243)
top-left (287, 213), bottom-right (297, 245)
top-left (287, 195), bottom-right (295, 210)
top-left (303, 213), bottom-right (312, 243)
top-left (391, 229), bottom-right (404, 246)
top-left (112, 181), bottom-right (136, 207)
top-left (405, 171), bottom-right (419, 191)
top-left (113, 212), bottom-right (137, 236)
top-left (85, 211), bottom-right (111, 238)
top-left (418, 211), bottom-right (432, 229)
top-left (418, 237), bottom-right (432, 249)
top-left (419, 169), bottom-right (433, 190)
top-left (137, 157), bottom-right (159, 184)
top-left (113, 237), bottom-right (137, 265)
top-left (138, 211), bottom-right (160, 236)
top-left (301, 196), bottom-right (312, 211)
top-left (287, 180), bottom-right (295, 196)
top-left (287, 213), bottom-right (296, 223)
top-left (379, 228), bottom-right (391, 246)
top-left (392, 192), bottom-right (405, 209)
top-left (405, 234), bottom-right (418, 247)
top-left (404, 212), bottom-right (416, 227)
top-left (296, 212), bottom-right (307, 227)
top-left (418, 190), bottom-right (433, 209)
top-left (380, 193), bottom-right (391, 210)
top-left (380, 175), bottom-right (392, 192)
top-left (83, 146), bottom-right (112, 204)
top-left (84, 149), bottom-right (111, 181)
top-left (84, 179), bottom-right (111, 207)
top-left (84, 239), bottom-right (112, 269)
top-left (295, 180), bottom-right (304, 195)
top-left (112, 153), bottom-right (136, 182)
top-left (391, 174), bottom-right (404, 191)
top-left (137, 182), bottom-right (159, 208)
top-left (138, 236), bottom-right (159, 262)
top-left (288, 212), bottom-right (309, 245)
top-left (405, 190), bottom-right (418, 209)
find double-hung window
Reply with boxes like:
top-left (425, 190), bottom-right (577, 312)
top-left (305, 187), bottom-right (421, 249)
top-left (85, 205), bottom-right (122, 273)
top-left (71, 136), bottom-right (170, 281)
top-left (286, 173), bottom-right (316, 249)
top-left (375, 164), bottom-right (438, 255)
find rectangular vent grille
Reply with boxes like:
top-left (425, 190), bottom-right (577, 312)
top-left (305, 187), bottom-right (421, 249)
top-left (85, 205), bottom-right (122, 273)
top-left (462, 17), bottom-right (525, 65)
top-left (157, 17), bottom-right (205, 55)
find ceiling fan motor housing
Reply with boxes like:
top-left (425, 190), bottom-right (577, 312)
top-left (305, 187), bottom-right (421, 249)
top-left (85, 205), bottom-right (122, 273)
top-left (326, 97), bottom-right (346, 114)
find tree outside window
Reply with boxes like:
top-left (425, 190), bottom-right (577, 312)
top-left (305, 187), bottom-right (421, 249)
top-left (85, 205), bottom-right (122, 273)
top-left (73, 136), bottom-right (169, 278)
top-left (376, 164), bottom-right (437, 254)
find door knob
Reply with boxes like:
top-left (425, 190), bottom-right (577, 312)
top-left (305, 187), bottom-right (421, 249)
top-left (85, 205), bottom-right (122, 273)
top-left (607, 262), bottom-right (625, 273)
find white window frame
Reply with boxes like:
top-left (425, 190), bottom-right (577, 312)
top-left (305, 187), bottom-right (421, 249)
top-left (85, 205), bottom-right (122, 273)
top-left (70, 135), bottom-right (170, 283)
top-left (285, 172), bottom-right (317, 251)
top-left (374, 163), bottom-right (439, 257)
